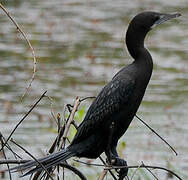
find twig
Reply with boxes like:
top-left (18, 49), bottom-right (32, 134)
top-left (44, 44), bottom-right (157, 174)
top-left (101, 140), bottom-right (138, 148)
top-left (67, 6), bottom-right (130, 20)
top-left (0, 132), bottom-right (22, 159)
top-left (74, 159), bottom-right (182, 180)
top-left (60, 97), bottom-right (80, 149)
top-left (0, 159), bottom-right (29, 165)
top-left (0, 91), bottom-right (47, 152)
top-left (107, 164), bottom-right (182, 180)
top-left (0, 159), bottom-right (181, 180)
top-left (10, 139), bottom-right (54, 180)
top-left (46, 95), bottom-right (58, 125)
top-left (141, 161), bottom-right (159, 180)
top-left (0, 136), bottom-right (12, 180)
top-left (74, 159), bottom-right (108, 167)
top-left (130, 163), bottom-right (142, 180)
top-left (0, 3), bottom-right (37, 99)
top-left (59, 163), bottom-right (87, 180)
top-left (98, 156), bottom-right (117, 180)
top-left (79, 96), bottom-right (96, 102)
top-left (98, 169), bottom-right (108, 180)
top-left (135, 114), bottom-right (178, 156)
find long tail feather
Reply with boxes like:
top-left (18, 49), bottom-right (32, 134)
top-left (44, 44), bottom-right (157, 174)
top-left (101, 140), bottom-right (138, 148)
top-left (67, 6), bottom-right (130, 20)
top-left (10, 148), bottom-right (75, 176)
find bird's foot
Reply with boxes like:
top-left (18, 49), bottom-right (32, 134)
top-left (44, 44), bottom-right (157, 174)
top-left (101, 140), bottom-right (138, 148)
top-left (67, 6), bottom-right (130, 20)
top-left (115, 158), bottom-right (128, 180)
top-left (107, 157), bottom-right (128, 180)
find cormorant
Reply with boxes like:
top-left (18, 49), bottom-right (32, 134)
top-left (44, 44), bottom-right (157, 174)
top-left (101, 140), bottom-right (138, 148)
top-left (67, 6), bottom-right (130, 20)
top-left (11, 11), bottom-right (181, 179)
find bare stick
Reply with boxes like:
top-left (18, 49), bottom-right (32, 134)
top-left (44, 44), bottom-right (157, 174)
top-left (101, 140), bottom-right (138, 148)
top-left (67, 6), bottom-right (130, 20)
top-left (130, 163), bottom-right (142, 180)
top-left (60, 97), bottom-right (80, 149)
top-left (107, 165), bottom-right (182, 180)
top-left (98, 156), bottom-right (117, 180)
top-left (33, 98), bottom-right (81, 179)
top-left (0, 159), bottom-right (182, 180)
top-left (74, 159), bottom-right (182, 180)
top-left (135, 114), bottom-right (178, 156)
top-left (98, 169), bottom-right (108, 180)
top-left (0, 3), bottom-right (37, 99)
top-left (75, 158), bottom-right (117, 180)
top-left (0, 91), bottom-right (47, 151)
top-left (0, 132), bottom-right (22, 159)
top-left (10, 139), bottom-right (54, 180)
top-left (46, 95), bottom-right (58, 125)
top-left (59, 163), bottom-right (87, 180)
top-left (0, 136), bottom-right (12, 180)
top-left (141, 161), bottom-right (159, 180)
top-left (0, 159), bottom-right (29, 165)
top-left (79, 96), bottom-right (96, 102)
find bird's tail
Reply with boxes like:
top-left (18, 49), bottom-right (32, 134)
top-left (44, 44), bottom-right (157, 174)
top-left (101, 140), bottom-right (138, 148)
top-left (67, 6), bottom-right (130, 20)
top-left (10, 148), bottom-right (75, 176)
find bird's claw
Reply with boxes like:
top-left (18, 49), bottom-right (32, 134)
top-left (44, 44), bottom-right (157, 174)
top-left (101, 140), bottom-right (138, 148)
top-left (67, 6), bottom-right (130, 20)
top-left (114, 158), bottom-right (128, 180)
top-left (106, 155), bottom-right (128, 179)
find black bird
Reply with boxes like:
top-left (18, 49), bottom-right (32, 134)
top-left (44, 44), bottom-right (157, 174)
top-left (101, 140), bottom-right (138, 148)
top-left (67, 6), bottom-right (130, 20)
top-left (11, 11), bottom-right (180, 179)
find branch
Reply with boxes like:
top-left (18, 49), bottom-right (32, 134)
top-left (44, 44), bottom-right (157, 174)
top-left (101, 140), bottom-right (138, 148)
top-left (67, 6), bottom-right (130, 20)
top-left (74, 159), bottom-right (182, 180)
top-left (98, 169), bottom-right (108, 180)
top-left (141, 161), bottom-right (159, 180)
top-left (107, 164), bottom-right (182, 180)
top-left (0, 136), bottom-right (12, 180)
top-left (0, 3), bottom-right (37, 99)
top-left (135, 114), bottom-right (178, 156)
top-left (10, 139), bottom-right (54, 180)
top-left (59, 163), bottom-right (87, 180)
top-left (0, 91), bottom-right (47, 152)
top-left (32, 97), bottom-right (82, 179)
top-left (0, 159), bottom-right (29, 165)
top-left (60, 97), bottom-right (80, 149)
top-left (0, 132), bottom-right (22, 159)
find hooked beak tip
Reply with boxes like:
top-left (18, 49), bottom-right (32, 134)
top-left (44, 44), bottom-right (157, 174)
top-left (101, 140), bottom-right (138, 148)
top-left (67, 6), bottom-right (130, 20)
top-left (152, 12), bottom-right (181, 29)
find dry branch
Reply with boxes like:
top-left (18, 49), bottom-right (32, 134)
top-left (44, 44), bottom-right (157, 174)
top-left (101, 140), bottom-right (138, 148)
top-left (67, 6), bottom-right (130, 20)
top-left (0, 160), bottom-right (29, 165)
top-left (135, 114), bottom-right (178, 156)
top-left (61, 97), bottom-right (80, 149)
top-left (0, 91), bottom-right (47, 152)
top-left (0, 3), bottom-right (37, 99)
top-left (107, 164), bottom-right (182, 180)
top-left (74, 159), bottom-right (182, 180)
top-left (0, 96), bottom-right (183, 180)
top-left (10, 139), bottom-right (54, 180)
top-left (98, 169), bottom-right (108, 180)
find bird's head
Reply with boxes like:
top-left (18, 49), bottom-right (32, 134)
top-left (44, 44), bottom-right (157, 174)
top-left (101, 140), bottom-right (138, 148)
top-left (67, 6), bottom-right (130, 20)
top-left (126, 11), bottom-right (181, 59)
top-left (129, 11), bottom-right (181, 32)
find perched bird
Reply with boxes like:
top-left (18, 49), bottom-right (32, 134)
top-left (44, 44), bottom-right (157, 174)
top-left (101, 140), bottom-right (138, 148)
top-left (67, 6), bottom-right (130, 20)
top-left (11, 11), bottom-right (180, 179)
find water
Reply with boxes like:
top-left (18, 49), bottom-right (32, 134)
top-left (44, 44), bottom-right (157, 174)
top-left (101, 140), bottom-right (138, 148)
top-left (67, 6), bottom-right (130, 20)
top-left (0, 0), bottom-right (188, 179)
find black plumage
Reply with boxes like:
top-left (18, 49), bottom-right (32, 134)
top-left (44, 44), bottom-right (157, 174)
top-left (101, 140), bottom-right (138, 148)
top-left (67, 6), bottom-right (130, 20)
top-left (11, 11), bottom-right (180, 179)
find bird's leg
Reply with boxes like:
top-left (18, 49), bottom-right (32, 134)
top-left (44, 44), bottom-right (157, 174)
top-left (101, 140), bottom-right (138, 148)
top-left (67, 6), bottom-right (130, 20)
top-left (105, 122), bottom-right (128, 179)
top-left (106, 121), bottom-right (115, 164)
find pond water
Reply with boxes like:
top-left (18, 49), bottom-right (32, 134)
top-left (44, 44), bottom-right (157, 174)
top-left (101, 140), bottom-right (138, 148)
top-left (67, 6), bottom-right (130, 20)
top-left (0, 0), bottom-right (188, 179)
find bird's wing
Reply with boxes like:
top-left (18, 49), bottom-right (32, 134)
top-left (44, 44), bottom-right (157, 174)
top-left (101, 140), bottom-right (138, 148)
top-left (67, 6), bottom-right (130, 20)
top-left (71, 77), bottom-right (135, 144)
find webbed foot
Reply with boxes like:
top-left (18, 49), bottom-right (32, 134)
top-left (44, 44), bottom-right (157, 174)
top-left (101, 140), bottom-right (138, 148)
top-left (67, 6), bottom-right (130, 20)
top-left (106, 155), bottom-right (128, 180)
top-left (115, 157), bottom-right (128, 180)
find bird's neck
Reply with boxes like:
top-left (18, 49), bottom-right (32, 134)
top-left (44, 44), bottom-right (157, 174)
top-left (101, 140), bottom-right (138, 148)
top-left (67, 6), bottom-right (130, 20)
top-left (126, 26), bottom-right (149, 60)
top-left (126, 26), bottom-right (153, 74)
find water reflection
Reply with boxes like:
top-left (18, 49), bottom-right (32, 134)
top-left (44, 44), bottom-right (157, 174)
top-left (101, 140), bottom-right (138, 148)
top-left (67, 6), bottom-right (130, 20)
top-left (0, 0), bottom-right (187, 179)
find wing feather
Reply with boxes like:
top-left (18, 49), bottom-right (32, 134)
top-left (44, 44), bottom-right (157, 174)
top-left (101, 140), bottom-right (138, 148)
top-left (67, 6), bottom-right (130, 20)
top-left (71, 77), bottom-right (135, 144)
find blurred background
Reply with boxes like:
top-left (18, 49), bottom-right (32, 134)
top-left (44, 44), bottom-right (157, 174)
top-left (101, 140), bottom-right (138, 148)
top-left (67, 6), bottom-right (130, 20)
top-left (0, 0), bottom-right (187, 179)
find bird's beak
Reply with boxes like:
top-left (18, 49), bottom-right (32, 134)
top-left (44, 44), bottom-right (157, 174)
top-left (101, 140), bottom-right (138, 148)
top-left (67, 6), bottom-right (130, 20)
top-left (152, 12), bottom-right (181, 28)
